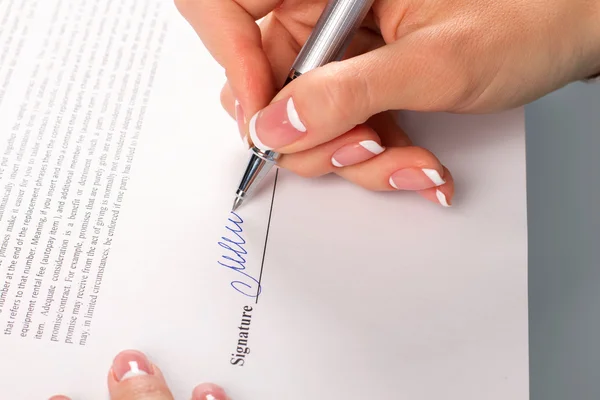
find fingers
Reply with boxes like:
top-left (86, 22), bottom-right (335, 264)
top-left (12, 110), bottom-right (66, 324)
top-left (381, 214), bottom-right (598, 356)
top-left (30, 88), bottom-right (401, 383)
top-left (246, 37), bottom-right (470, 154)
top-left (362, 112), bottom-right (453, 206)
top-left (220, 16), bottom-right (385, 144)
top-left (277, 124), bottom-right (384, 177)
top-left (336, 146), bottom-right (443, 190)
top-left (50, 350), bottom-right (230, 400)
top-left (275, 113), bottom-right (453, 207)
top-left (175, 0), bottom-right (280, 117)
top-left (107, 349), bottom-right (174, 400)
top-left (220, 13), bottom-right (300, 139)
top-left (107, 350), bottom-right (231, 400)
top-left (200, 5), bottom-right (455, 207)
top-left (336, 146), bottom-right (454, 207)
top-left (192, 383), bottom-right (231, 400)
top-left (282, 140), bottom-right (454, 207)
top-left (238, 101), bottom-right (452, 206)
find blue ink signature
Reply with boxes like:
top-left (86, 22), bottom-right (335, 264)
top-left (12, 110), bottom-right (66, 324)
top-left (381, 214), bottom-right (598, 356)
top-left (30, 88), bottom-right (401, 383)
top-left (217, 211), bottom-right (261, 298)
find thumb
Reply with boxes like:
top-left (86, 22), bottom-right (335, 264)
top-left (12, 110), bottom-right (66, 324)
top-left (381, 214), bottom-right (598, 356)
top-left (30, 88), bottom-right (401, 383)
top-left (108, 350), bottom-right (174, 400)
top-left (247, 37), bottom-right (470, 154)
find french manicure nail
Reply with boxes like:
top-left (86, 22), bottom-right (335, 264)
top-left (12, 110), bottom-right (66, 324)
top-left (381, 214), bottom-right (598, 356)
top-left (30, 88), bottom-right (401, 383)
top-left (436, 189), bottom-right (451, 207)
top-left (192, 383), bottom-right (230, 400)
top-left (112, 350), bottom-right (152, 382)
top-left (331, 140), bottom-right (384, 167)
top-left (249, 97), bottom-right (306, 151)
top-left (389, 168), bottom-right (445, 190)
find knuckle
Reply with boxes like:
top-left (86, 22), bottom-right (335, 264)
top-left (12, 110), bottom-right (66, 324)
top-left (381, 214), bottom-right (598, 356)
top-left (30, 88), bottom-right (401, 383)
top-left (375, 4), bottom-right (409, 43)
top-left (437, 30), bottom-right (484, 108)
top-left (438, 62), bottom-right (478, 110)
top-left (317, 64), bottom-right (370, 127)
top-left (410, 146), bottom-right (441, 168)
top-left (416, 40), bottom-right (478, 111)
top-left (219, 85), bottom-right (233, 116)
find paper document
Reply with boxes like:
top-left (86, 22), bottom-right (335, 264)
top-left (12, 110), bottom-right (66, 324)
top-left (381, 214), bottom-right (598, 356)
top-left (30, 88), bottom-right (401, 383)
top-left (0, 0), bottom-right (529, 399)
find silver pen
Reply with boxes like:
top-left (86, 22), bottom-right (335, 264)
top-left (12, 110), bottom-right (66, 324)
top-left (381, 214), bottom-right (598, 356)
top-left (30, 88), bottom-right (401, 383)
top-left (231, 0), bottom-right (375, 211)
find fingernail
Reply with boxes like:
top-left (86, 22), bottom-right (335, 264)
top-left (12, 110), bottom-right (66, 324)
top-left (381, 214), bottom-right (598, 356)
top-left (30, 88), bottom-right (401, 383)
top-left (192, 383), bottom-right (229, 400)
top-left (249, 97), bottom-right (306, 151)
top-left (112, 350), bottom-right (152, 382)
top-left (235, 100), bottom-right (246, 143)
top-left (331, 140), bottom-right (384, 167)
top-left (389, 168), bottom-right (445, 190)
top-left (436, 189), bottom-right (451, 207)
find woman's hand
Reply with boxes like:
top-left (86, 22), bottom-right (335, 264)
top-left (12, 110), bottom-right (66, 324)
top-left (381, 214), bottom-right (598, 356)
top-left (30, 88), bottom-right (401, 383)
top-left (174, 0), bottom-right (600, 206)
top-left (49, 349), bottom-right (229, 400)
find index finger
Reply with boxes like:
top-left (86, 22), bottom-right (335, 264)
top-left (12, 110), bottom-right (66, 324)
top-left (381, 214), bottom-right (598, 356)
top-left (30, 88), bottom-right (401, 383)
top-left (174, 0), bottom-right (281, 116)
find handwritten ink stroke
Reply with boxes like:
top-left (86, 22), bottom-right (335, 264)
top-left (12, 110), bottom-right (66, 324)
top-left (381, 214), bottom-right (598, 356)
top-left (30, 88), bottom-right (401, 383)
top-left (217, 212), bottom-right (261, 298)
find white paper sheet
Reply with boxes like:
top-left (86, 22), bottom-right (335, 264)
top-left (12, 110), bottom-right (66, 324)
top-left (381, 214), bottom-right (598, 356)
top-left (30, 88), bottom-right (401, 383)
top-left (0, 1), bottom-right (529, 399)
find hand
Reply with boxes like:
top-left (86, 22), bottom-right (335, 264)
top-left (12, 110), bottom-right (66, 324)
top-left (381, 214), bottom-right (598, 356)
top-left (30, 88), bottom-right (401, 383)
top-left (49, 349), bottom-right (229, 400)
top-left (175, 0), bottom-right (600, 206)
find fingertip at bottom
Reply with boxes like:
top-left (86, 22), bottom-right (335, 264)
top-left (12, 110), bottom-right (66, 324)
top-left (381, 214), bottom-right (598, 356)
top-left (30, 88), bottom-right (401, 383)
top-left (192, 383), bottom-right (230, 400)
top-left (48, 396), bottom-right (71, 400)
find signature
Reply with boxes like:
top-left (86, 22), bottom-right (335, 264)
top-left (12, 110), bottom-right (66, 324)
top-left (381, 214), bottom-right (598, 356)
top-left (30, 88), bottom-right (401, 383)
top-left (217, 211), bottom-right (261, 298)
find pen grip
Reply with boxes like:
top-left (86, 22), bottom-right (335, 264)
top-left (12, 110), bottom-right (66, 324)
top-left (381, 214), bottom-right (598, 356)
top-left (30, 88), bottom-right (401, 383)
top-left (290, 0), bottom-right (375, 75)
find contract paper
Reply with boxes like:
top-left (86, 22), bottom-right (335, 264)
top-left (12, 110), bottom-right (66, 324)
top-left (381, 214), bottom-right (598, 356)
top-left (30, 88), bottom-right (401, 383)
top-left (0, 0), bottom-right (529, 399)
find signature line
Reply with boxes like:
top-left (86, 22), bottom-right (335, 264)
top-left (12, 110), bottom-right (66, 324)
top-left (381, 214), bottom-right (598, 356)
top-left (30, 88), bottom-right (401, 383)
top-left (255, 168), bottom-right (278, 303)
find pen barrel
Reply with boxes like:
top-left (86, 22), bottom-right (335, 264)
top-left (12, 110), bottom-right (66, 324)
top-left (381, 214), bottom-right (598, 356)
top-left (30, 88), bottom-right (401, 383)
top-left (236, 150), bottom-right (279, 200)
top-left (290, 0), bottom-right (375, 74)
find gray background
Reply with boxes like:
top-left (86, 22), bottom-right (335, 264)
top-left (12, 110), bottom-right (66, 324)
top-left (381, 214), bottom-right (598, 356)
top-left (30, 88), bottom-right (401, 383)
top-left (526, 81), bottom-right (600, 399)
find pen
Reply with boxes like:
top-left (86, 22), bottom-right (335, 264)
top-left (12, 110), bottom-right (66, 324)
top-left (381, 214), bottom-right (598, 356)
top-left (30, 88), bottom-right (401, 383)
top-left (232, 0), bottom-right (376, 211)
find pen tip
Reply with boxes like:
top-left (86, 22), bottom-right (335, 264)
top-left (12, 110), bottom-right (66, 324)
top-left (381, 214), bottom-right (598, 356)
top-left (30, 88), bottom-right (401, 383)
top-left (232, 197), bottom-right (243, 212)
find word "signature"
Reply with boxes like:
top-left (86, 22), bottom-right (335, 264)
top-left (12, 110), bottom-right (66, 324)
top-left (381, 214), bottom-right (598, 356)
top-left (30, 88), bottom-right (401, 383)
top-left (217, 212), bottom-right (261, 298)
